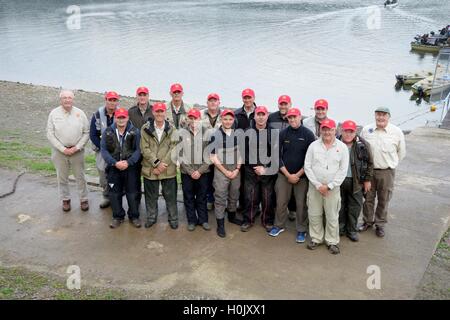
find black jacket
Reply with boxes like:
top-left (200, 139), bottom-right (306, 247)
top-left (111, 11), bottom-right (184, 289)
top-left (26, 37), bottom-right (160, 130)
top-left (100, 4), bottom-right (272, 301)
top-left (234, 104), bottom-right (256, 130)
top-left (101, 122), bottom-right (141, 167)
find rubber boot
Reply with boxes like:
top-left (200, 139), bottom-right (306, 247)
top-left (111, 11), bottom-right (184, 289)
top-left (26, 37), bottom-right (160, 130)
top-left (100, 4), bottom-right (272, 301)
top-left (216, 218), bottom-right (226, 238)
top-left (227, 211), bottom-right (242, 226)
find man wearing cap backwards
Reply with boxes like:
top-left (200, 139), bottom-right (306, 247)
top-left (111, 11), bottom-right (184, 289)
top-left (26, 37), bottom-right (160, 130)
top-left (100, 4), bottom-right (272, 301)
top-left (303, 99), bottom-right (329, 138)
top-left (128, 86), bottom-right (153, 130)
top-left (359, 107), bottom-right (406, 237)
top-left (269, 108), bottom-right (316, 244)
top-left (166, 83), bottom-right (190, 130)
top-left (338, 120), bottom-right (374, 242)
top-left (235, 88), bottom-right (257, 215)
top-left (201, 93), bottom-right (223, 211)
top-left (241, 106), bottom-right (278, 232)
top-left (178, 108), bottom-right (211, 232)
top-left (268, 95), bottom-right (298, 222)
top-left (140, 102), bottom-right (179, 229)
top-left (209, 109), bottom-right (244, 237)
top-left (47, 90), bottom-right (90, 212)
top-left (90, 91), bottom-right (119, 209)
top-left (128, 86), bottom-right (153, 207)
top-left (304, 119), bottom-right (349, 254)
top-left (101, 108), bottom-right (142, 229)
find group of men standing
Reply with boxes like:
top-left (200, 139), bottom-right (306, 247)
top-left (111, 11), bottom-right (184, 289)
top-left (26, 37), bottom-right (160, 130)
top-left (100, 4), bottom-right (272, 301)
top-left (46, 85), bottom-right (406, 255)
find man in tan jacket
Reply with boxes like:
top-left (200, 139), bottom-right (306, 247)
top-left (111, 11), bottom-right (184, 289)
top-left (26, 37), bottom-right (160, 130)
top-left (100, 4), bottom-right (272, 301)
top-left (140, 102), bottom-right (179, 229)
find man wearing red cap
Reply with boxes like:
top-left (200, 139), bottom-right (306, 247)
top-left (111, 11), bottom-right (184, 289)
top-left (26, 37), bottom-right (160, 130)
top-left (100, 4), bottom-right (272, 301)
top-left (128, 86), bottom-right (153, 130)
top-left (140, 102), bottom-right (179, 229)
top-left (90, 91), bottom-right (119, 209)
top-left (178, 108), bottom-right (211, 231)
top-left (100, 108), bottom-right (142, 229)
top-left (201, 93), bottom-right (223, 211)
top-left (268, 94), bottom-right (297, 221)
top-left (241, 106), bottom-right (278, 232)
top-left (235, 88), bottom-right (257, 214)
top-left (269, 108), bottom-right (316, 243)
top-left (303, 99), bottom-right (329, 138)
top-left (47, 90), bottom-right (90, 212)
top-left (338, 120), bottom-right (373, 242)
top-left (304, 119), bottom-right (349, 254)
top-left (128, 86), bottom-right (153, 207)
top-left (166, 83), bottom-right (191, 130)
top-left (209, 109), bottom-right (244, 237)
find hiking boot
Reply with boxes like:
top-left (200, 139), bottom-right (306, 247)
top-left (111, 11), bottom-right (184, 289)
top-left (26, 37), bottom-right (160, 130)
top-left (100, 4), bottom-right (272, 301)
top-left (80, 200), bottom-right (89, 212)
top-left (240, 222), bottom-right (252, 232)
top-left (268, 226), bottom-right (285, 237)
top-left (307, 241), bottom-right (320, 250)
top-left (347, 232), bottom-right (359, 242)
top-left (216, 218), bottom-right (226, 238)
top-left (227, 211), bottom-right (242, 226)
top-left (296, 232), bottom-right (306, 243)
top-left (201, 222), bottom-right (211, 231)
top-left (358, 222), bottom-right (372, 232)
top-left (99, 198), bottom-right (110, 209)
top-left (144, 220), bottom-right (156, 229)
top-left (375, 226), bottom-right (385, 238)
top-left (130, 219), bottom-right (141, 228)
top-left (328, 244), bottom-right (340, 255)
top-left (110, 219), bottom-right (123, 229)
top-left (62, 199), bottom-right (71, 212)
top-left (187, 224), bottom-right (196, 232)
top-left (169, 222), bottom-right (179, 230)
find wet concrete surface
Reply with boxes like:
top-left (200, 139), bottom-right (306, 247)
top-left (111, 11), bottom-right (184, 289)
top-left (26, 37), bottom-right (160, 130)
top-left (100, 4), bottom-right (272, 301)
top-left (0, 127), bottom-right (449, 299)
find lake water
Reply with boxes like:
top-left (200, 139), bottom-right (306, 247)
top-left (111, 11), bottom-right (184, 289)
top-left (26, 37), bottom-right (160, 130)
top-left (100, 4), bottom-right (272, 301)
top-left (1, 0), bottom-right (449, 129)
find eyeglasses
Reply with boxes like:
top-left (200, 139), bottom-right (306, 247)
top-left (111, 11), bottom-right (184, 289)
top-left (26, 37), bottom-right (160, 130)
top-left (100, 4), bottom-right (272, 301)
top-left (172, 91), bottom-right (182, 95)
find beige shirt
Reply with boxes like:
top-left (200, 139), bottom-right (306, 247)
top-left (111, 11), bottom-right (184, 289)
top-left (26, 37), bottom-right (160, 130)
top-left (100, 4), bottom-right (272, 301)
top-left (46, 106), bottom-right (90, 153)
top-left (304, 138), bottom-right (349, 190)
top-left (361, 123), bottom-right (406, 169)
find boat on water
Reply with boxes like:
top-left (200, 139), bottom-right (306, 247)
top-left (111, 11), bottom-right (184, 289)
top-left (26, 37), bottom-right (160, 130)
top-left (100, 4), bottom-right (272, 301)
top-left (411, 41), bottom-right (449, 53)
top-left (411, 75), bottom-right (450, 97)
top-left (384, 0), bottom-right (398, 8)
top-left (395, 70), bottom-right (433, 85)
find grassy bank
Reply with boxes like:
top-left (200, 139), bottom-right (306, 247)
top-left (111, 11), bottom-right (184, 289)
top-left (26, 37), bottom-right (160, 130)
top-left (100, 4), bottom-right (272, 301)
top-left (0, 130), bottom-right (96, 176)
top-left (0, 266), bottom-right (128, 300)
top-left (415, 228), bottom-right (450, 299)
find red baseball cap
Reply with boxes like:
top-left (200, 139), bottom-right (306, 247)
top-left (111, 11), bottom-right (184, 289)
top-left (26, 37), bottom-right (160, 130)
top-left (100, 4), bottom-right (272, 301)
top-left (241, 88), bottom-right (255, 99)
top-left (286, 108), bottom-right (301, 118)
top-left (314, 99), bottom-right (328, 109)
top-left (105, 91), bottom-right (120, 100)
top-left (255, 106), bottom-right (268, 115)
top-left (187, 108), bottom-right (201, 119)
top-left (341, 120), bottom-right (357, 131)
top-left (114, 108), bottom-right (128, 118)
top-left (136, 86), bottom-right (149, 95)
top-left (320, 119), bottom-right (336, 129)
top-left (207, 93), bottom-right (220, 101)
top-left (170, 83), bottom-right (183, 93)
top-left (153, 102), bottom-right (166, 112)
top-left (221, 109), bottom-right (235, 118)
top-left (278, 95), bottom-right (291, 104)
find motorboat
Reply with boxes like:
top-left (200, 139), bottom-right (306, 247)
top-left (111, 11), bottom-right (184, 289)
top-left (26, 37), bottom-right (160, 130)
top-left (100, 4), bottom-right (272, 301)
top-left (411, 75), bottom-right (450, 97)
top-left (384, 0), bottom-right (398, 8)
top-left (395, 70), bottom-right (433, 85)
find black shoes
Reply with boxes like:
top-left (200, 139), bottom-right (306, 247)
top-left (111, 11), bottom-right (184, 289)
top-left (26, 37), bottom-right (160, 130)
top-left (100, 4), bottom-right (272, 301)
top-left (145, 220), bottom-right (156, 229)
top-left (227, 211), bottom-right (242, 226)
top-left (375, 226), bottom-right (385, 237)
top-left (110, 219), bottom-right (123, 229)
top-left (216, 218), bottom-right (226, 238)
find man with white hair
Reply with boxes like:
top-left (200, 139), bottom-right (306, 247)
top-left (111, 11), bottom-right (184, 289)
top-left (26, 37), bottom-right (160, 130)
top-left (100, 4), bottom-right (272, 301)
top-left (47, 90), bottom-right (90, 212)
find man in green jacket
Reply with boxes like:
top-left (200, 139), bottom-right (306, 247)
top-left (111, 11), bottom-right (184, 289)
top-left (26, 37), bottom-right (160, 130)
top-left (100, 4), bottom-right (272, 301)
top-left (140, 102), bottom-right (179, 229)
